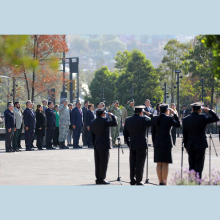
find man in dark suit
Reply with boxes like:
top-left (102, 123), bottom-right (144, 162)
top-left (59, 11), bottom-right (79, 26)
top-left (23, 100), bottom-right (36, 151)
top-left (91, 108), bottom-right (117, 184)
top-left (45, 101), bottom-right (56, 150)
top-left (82, 100), bottom-right (89, 146)
top-left (181, 105), bottom-right (191, 119)
top-left (86, 104), bottom-right (95, 148)
top-left (71, 101), bottom-right (83, 148)
top-left (183, 102), bottom-right (219, 178)
top-left (4, 102), bottom-right (15, 152)
top-left (123, 105), bottom-right (152, 185)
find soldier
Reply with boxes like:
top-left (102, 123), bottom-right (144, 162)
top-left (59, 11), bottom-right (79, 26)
top-left (121, 101), bottom-right (129, 125)
top-left (123, 105), bottom-right (152, 185)
top-left (57, 99), bottom-right (70, 149)
top-left (183, 102), bottom-right (219, 179)
top-left (109, 100), bottom-right (121, 146)
top-left (125, 99), bottom-right (135, 118)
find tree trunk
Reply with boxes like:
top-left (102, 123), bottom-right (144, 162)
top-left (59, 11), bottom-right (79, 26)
top-left (31, 35), bottom-right (37, 102)
top-left (23, 70), bottom-right (30, 100)
top-left (211, 78), bottom-right (214, 109)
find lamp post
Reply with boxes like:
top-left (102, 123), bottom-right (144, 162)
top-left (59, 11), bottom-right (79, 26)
top-left (162, 82), bottom-right (169, 103)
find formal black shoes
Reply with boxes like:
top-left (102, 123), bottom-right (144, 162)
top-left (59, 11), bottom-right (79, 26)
top-left (96, 179), bottom-right (110, 185)
top-left (136, 182), bottom-right (145, 186)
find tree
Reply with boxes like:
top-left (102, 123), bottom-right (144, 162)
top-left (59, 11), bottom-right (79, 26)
top-left (103, 40), bottom-right (126, 57)
top-left (70, 36), bottom-right (88, 55)
top-left (183, 35), bottom-right (220, 108)
top-left (115, 49), bottom-right (163, 106)
top-left (85, 66), bottom-right (119, 106)
top-left (89, 39), bottom-right (103, 53)
top-left (162, 39), bottom-right (190, 103)
top-left (114, 50), bottom-right (131, 72)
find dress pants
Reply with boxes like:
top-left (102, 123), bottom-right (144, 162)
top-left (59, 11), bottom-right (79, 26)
top-left (188, 148), bottom-right (206, 179)
top-left (53, 127), bottom-right (59, 146)
top-left (46, 126), bottom-right (55, 148)
top-left (129, 148), bottom-right (147, 184)
top-left (67, 129), bottom-right (73, 144)
top-left (94, 149), bottom-right (110, 181)
top-left (82, 126), bottom-right (88, 145)
top-left (73, 127), bottom-right (81, 147)
top-left (25, 129), bottom-right (35, 150)
top-left (5, 128), bottom-right (14, 152)
top-left (12, 128), bottom-right (21, 150)
top-left (17, 124), bottom-right (23, 148)
top-left (171, 127), bottom-right (176, 145)
top-left (87, 129), bottom-right (92, 147)
top-left (36, 135), bottom-right (43, 149)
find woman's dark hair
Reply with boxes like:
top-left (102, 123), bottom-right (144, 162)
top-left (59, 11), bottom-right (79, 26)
top-left (88, 104), bottom-right (94, 109)
top-left (156, 103), bottom-right (160, 112)
top-left (157, 106), bottom-right (167, 126)
top-left (36, 104), bottom-right (42, 113)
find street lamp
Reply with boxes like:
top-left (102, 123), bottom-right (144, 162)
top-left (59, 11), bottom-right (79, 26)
top-left (162, 82), bottom-right (169, 103)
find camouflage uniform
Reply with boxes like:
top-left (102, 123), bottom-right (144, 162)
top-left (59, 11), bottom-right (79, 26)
top-left (58, 104), bottom-right (70, 142)
top-left (125, 99), bottom-right (135, 117)
top-left (110, 101), bottom-right (121, 146)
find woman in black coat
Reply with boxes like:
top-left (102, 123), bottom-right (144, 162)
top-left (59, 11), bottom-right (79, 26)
top-left (35, 105), bottom-right (46, 150)
top-left (151, 104), bottom-right (180, 185)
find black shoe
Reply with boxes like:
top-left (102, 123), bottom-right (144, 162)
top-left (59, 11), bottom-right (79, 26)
top-left (18, 146), bottom-right (22, 149)
top-left (32, 146), bottom-right (37, 148)
top-left (130, 181), bottom-right (136, 185)
top-left (6, 151), bottom-right (12, 153)
top-left (15, 149), bottom-right (21, 152)
top-left (65, 146), bottom-right (69, 149)
top-left (88, 146), bottom-right (93, 148)
top-left (73, 146), bottom-right (78, 148)
top-left (59, 142), bottom-right (65, 149)
top-left (38, 148), bottom-right (44, 150)
top-left (97, 180), bottom-right (110, 185)
top-left (50, 147), bottom-right (56, 150)
top-left (46, 147), bottom-right (51, 150)
top-left (136, 182), bottom-right (145, 185)
top-left (26, 149), bottom-right (34, 151)
top-left (77, 145), bottom-right (82, 148)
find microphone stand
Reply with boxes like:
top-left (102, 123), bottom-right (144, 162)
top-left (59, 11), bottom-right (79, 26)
top-left (207, 124), bottom-right (218, 179)
top-left (109, 138), bottom-right (129, 185)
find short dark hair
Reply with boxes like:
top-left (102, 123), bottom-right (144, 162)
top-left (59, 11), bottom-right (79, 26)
top-left (48, 101), bottom-right (53, 106)
top-left (183, 105), bottom-right (186, 107)
top-left (193, 106), bottom-right (201, 112)
top-left (84, 100), bottom-right (89, 105)
top-left (36, 104), bottom-right (42, 113)
top-left (88, 104), bottom-right (94, 109)
top-left (14, 101), bottom-right (20, 106)
top-left (54, 104), bottom-right (59, 109)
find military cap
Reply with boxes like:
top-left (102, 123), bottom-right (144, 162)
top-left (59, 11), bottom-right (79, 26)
top-left (190, 102), bottom-right (204, 107)
top-left (134, 105), bottom-right (145, 111)
top-left (96, 107), bottom-right (107, 115)
top-left (129, 99), bottom-right (135, 103)
top-left (113, 100), bottom-right (119, 104)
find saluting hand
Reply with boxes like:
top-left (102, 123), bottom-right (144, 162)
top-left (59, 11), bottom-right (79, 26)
top-left (203, 107), bottom-right (210, 113)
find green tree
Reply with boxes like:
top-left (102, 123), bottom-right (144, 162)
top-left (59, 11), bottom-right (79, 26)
top-left (103, 40), bottom-right (126, 57)
top-left (115, 49), bottom-right (163, 107)
top-left (85, 66), bottom-right (119, 106)
top-left (114, 50), bottom-right (131, 72)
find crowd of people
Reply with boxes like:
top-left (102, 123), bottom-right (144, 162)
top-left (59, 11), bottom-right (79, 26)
top-left (3, 98), bottom-right (219, 186)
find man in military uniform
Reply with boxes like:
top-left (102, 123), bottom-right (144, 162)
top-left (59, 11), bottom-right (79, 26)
top-left (109, 100), bottom-right (121, 146)
top-left (121, 101), bottom-right (129, 125)
top-left (183, 102), bottom-right (219, 178)
top-left (57, 99), bottom-right (70, 149)
top-left (123, 105), bottom-right (152, 185)
top-left (90, 108), bottom-right (117, 185)
top-left (125, 99), bottom-right (135, 118)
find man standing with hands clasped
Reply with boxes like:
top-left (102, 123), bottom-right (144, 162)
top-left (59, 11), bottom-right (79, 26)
top-left (183, 102), bottom-right (219, 179)
top-left (71, 101), bottom-right (83, 148)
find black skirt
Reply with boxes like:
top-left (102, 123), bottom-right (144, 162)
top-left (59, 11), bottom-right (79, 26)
top-left (154, 148), bottom-right (172, 164)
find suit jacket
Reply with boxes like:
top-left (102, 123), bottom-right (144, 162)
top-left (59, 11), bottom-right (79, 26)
top-left (35, 112), bottom-right (46, 136)
top-left (69, 109), bottom-right (72, 129)
top-left (151, 113), bottom-right (180, 149)
top-left (91, 115), bottom-right (117, 150)
top-left (4, 109), bottom-right (15, 129)
top-left (123, 114), bottom-right (151, 150)
top-left (86, 110), bottom-right (95, 127)
top-left (144, 105), bottom-right (154, 114)
top-left (45, 108), bottom-right (56, 127)
top-left (14, 107), bottom-right (22, 129)
top-left (23, 108), bottom-right (36, 130)
top-left (71, 107), bottom-right (83, 127)
top-left (82, 106), bottom-right (88, 124)
top-left (183, 110), bottom-right (219, 150)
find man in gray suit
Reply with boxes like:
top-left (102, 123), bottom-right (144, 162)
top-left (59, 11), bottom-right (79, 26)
top-left (42, 99), bottom-right (48, 147)
top-left (12, 101), bottom-right (23, 152)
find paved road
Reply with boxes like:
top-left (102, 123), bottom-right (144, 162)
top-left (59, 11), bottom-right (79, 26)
top-left (0, 134), bottom-right (220, 185)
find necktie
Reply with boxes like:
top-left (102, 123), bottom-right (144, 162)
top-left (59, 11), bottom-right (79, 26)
top-left (79, 109), bottom-right (82, 115)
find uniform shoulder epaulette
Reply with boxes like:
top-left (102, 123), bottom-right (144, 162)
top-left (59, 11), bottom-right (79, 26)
top-left (183, 115), bottom-right (190, 119)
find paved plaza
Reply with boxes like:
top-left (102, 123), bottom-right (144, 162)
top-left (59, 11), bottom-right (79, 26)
top-left (0, 134), bottom-right (220, 185)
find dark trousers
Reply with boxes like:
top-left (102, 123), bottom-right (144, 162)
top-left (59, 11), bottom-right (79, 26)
top-left (188, 148), bottom-right (206, 179)
top-left (18, 124), bottom-right (22, 148)
top-left (129, 148), bottom-right (147, 184)
top-left (73, 127), bottom-right (81, 146)
top-left (46, 126), bottom-right (55, 148)
top-left (36, 135), bottom-right (43, 149)
top-left (12, 128), bottom-right (21, 150)
top-left (94, 149), bottom-right (110, 181)
top-left (25, 129), bottom-right (35, 150)
top-left (5, 128), bottom-right (14, 152)
top-left (87, 129), bottom-right (92, 147)
top-left (53, 127), bottom-right (59, 146)
top-left (82, 126), bottom-right (88, 145)
top-left (171, 127), bottom-right (176, 145)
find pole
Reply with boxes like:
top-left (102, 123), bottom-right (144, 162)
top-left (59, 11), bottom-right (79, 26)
top-left (69, 59), bottom-right (73, 103)
top-left (77, 58), bottom-right (79, 101)
top-left (12, 77), bottom-right (15, 103)
top-left (201, 78), bottom-right (204, 102)
top-left (177, 72), bottom-right (180, 137)
top-left (7, 78), bottom-right (9, 104)
top-left (164, 82), bottom-right (166, 103)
